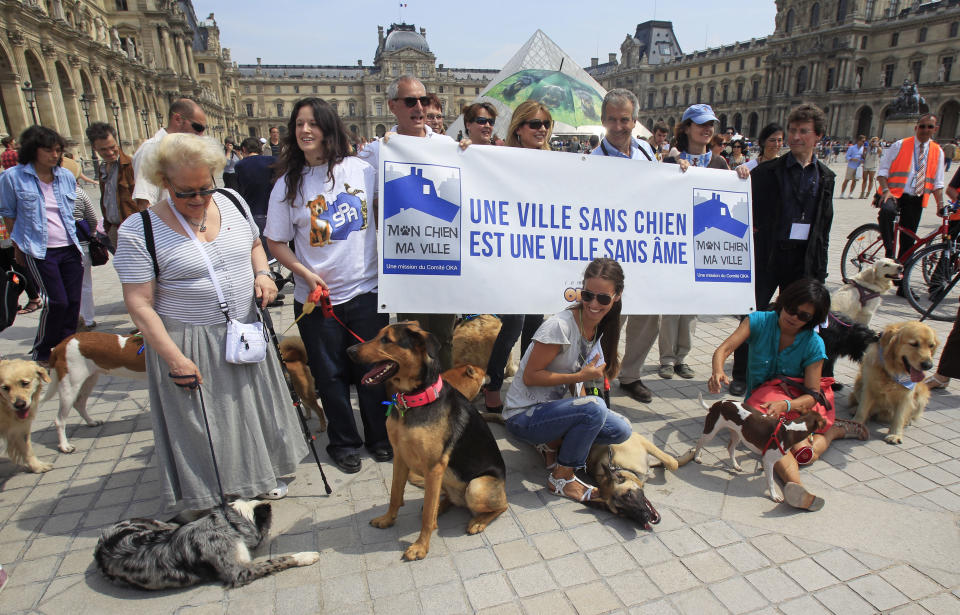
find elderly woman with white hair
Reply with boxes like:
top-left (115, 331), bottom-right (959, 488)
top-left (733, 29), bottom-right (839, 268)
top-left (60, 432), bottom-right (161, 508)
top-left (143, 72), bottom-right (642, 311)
top-left (114, 133), bottom-right (306, 511)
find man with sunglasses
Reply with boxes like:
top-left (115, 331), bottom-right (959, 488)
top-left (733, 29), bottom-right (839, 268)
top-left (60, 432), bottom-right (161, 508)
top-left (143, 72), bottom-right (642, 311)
top-left (876, 114), bottom-right (945, 271)
top-left (357, 76), bottom-right (458, 369)
top-left (131, 98), bottom-right (208, 209)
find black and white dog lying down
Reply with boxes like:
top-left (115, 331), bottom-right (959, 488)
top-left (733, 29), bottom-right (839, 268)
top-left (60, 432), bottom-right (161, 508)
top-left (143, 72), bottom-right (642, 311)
top-left (94, 499), bottom-right (319, 590)
top-left (819, 312), bottom-right (879, 390)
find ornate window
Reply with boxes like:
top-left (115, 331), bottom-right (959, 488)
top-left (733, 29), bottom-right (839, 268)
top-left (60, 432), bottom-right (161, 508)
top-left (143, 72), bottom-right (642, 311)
top-left (810, 3), bottom-right (820, 28)
top-left (785, 9), bottom-right (795, 33)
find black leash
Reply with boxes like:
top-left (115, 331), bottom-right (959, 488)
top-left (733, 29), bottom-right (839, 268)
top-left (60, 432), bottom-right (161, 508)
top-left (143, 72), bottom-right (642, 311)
top-left (196, 384), bottom-right (228, 508)
top-left (259, 306), bottom-right (333, 495)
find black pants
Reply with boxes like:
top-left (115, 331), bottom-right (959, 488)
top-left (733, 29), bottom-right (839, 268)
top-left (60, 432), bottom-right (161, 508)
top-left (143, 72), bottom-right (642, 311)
top-left (879, 193), bottom-right (924, 260)
top-left (486, 314), bottom-right (543, 390)
top-left (398, 313), bottom-right (456, 372)
top-left (731, 244), bottom-right (808, 382)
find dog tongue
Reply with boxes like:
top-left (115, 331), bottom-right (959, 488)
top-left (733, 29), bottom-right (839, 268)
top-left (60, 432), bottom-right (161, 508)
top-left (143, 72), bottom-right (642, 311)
top-left (910, 367), bottom-right (925, 383)
top-left (15, 408), bottom-right (29, 419)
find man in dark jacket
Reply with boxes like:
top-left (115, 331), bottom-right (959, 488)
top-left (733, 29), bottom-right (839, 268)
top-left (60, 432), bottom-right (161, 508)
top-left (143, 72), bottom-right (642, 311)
top-left (86, 122), bottom-right (140, 249)
top-left (729, 103), bottom-right (835, 395)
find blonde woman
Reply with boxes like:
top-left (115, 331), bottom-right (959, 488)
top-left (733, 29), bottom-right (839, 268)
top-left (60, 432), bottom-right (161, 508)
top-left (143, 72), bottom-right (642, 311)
top-left (115, 133), bottom-right (305, 511)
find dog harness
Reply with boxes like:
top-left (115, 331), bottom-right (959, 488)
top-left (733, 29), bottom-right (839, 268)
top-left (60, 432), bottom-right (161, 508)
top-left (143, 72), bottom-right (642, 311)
top-left (384, 375), bottom-right (444, 417)
top-left (762, 417), bottom-right (788, 456)
top-left (842, 278), bottom-right (882, 306)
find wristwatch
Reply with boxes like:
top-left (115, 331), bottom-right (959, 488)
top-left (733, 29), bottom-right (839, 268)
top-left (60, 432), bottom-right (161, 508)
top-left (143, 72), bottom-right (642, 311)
top-left (255, 270), bottom-right (272, 278)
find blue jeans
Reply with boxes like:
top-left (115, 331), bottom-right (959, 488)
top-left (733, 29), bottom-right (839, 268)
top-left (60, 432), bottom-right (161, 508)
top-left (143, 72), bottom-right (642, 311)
top-left (294, 291), bottom-right (389, 457)
top-left (505, 396), bottom-right (631, 468)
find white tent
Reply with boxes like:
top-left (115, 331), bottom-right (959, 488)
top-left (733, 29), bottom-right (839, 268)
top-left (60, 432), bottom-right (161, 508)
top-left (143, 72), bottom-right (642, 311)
top-left (445, 30), bottom-right (651, 142)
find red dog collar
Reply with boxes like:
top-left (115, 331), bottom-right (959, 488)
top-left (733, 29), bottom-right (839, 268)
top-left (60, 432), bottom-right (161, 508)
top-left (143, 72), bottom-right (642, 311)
top-left (395, 375), bottom-right (444, 411)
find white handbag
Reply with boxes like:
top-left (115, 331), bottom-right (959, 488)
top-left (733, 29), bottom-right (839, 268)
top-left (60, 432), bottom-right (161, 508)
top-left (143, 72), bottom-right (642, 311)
top-left (169, 200), bottom-right (267, 364)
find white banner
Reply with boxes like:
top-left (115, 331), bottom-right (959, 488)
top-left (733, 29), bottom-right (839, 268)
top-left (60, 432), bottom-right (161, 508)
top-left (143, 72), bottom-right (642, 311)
top-left (378, 136), bottom-right (755, 315)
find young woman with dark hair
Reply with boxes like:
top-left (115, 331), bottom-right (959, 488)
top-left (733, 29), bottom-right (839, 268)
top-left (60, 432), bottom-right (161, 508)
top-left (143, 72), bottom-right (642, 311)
top-left (736, 123), bottom-right (784, 177)
top-left (265, 98), bottom-right (389, 475)
top-left (708, 278), bottom-right (866, 511)
top-left (0, 125), bottom-right (82, 363)
top-left (503, 258), bottom-right (631, 503)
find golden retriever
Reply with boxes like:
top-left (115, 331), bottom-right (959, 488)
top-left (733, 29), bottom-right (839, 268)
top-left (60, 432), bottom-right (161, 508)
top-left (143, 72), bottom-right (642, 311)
top-left (849, 321), bottom-right (938, 444)
top-left (831, 258), bottom-right (903, 325)
top-left (0, 359), bottom-right (52, 472)
top-left (278, 337), bottom-right (326, 432)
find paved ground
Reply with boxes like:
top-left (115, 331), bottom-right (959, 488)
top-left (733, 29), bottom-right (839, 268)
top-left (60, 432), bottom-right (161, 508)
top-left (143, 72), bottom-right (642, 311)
top-left (1, 163), bottom-right (959, 614)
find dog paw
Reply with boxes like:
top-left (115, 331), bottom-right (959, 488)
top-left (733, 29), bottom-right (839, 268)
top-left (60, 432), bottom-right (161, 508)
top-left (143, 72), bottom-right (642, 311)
top-left (293, 551), bottom-right (320, 566)
top-left (370, 514), bottom-right (397, 528)
top-left (30, 461), bottom-right (54, 473)
top-left (466, 520), bottom-right (488, 535)
top-left (85, 419), bottom-right (104, 427)
top-left (58, 443), bottom-right (76, 454)
top-left (770, 490), bottom-right (784, 503)
top-left (693, 455), bottom-right (703, 464)
top-left (884, 434), bottom-right (903, 445)
top-left (402, 542), bottom-right (429, 561)
top-left (732, 464), bottom-right (743, 473)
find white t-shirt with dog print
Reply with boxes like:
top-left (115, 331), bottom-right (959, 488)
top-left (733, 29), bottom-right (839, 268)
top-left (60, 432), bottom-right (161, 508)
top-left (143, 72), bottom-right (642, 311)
top-left (264, 157), bottom-right (377, 305)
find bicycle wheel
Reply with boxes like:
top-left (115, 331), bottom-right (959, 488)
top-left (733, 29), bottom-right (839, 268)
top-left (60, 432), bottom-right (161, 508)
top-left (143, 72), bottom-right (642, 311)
top-left (901, 242), bottom-right (960, 321)
top-left (840, 223), bottom-right (884, 281)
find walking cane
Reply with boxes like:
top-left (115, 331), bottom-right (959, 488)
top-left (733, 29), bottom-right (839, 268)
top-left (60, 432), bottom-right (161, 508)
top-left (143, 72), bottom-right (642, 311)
top-left (259, 306), bottom-right (333, 495)
top-left (195, 384), bottom-right (229, 509)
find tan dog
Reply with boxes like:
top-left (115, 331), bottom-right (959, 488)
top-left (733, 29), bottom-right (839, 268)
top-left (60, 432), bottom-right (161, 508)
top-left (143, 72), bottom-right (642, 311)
top-left (586, 434), bottom-right (693, 529)
top-left (278, 337), bottom-right (326, 432)
top-left (43, 332), bottom-right (146, 453)
top-left (850, 321), bottom-right (939, 444)
top-left (832, 258), bottom-right (903, 325)
top-left (0, 359), bottom-right (52, 472)
top-left (452, 315), bottom-right (515, 377)
top-left (441, 364), bottom-right (487, 401)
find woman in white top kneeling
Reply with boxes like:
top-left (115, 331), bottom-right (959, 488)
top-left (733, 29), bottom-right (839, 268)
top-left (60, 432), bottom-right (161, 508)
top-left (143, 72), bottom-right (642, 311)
top-left (503, 258), bottom-right (632, 502)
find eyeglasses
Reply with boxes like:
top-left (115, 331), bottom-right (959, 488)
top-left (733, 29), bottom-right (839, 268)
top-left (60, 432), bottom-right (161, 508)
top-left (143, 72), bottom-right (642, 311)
top-left (580, 290), bottom-right (614, 305)
top-left (425, 113), bottom-right (443, 121)
top-left (784, 306), bottom-right (814, 322)
top-left (395, 96), bottom-right (431, 108)
top-left (917, 124), bottom-right (936, 129)
top-left (178, 113), bottom-right (206, 133)
top-left (171, 179), bottom-right (217, 200)
top-left (523, 119), bottom-right (551, 130)
top-left (471, 117), bottom-right (495, 126)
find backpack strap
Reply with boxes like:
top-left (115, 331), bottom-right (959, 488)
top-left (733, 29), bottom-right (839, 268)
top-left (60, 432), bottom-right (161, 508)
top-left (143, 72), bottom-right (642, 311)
top-left (140, 210), bottom-right (159, 280)
top-left (215, 188), bottom-right (248, 218)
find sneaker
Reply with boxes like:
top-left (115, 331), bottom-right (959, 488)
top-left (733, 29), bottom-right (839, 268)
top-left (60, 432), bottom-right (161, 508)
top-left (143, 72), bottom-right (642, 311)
top-left (658, 364), bottom-right (674, 379)
top-left (621, 380), bottom-right (653, 403)
top-left (674, 363), bottom-right (695, 379)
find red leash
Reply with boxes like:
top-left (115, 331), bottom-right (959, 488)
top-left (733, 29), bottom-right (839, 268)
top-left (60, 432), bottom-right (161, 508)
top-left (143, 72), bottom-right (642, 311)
top-left (762, 416), bottom-right (788, 456)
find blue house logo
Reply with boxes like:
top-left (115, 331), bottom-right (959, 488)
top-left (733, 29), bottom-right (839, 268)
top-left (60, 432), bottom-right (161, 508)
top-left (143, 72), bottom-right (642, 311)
top-left (693, 192), bottom-right (749, 238)
top-left (384, 167), bottom-right (459, 222)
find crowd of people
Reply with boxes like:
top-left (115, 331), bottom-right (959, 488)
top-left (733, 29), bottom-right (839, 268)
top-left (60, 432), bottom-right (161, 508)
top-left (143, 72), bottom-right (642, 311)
top-left (2, 74), bottom-right (960, 518)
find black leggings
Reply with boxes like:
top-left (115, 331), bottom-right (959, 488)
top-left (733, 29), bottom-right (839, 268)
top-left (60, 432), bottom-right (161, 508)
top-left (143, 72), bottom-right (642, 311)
top-left (486, 314), bottom-right (543, 391)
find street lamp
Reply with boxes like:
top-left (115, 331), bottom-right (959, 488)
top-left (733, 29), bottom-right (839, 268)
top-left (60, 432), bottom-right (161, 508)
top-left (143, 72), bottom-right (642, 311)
top-left (110, 100), bottom-right (121, 142)
top-left (155, 110), bottom-right (163, 130)
top-left (78, 94), bottom-right (99, 178)
top-left (21, 81), bottom-right (38, 125)
top-left (139, 107), bottom-right (150, 137)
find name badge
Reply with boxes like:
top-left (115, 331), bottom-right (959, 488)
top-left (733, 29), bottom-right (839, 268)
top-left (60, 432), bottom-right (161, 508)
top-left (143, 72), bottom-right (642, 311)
top-left (790, 223), bottom-right (811, 240)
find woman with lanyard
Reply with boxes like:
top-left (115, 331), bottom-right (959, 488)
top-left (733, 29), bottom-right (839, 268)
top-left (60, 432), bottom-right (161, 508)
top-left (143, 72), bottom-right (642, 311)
top-left (736, 123), bottom-right (784, 177)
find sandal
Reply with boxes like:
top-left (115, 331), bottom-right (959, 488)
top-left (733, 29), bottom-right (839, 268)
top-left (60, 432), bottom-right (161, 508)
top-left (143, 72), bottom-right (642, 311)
top-left (547, 472), bottom-right (599, 502)
top-left (17, 299), bottom-right (42, 315)
top-left (535, 443), bottom-right (558, 470)
top-left (833, 419), bottom-right (868, 441)
top-left (258, 480), bottom-right (288, 500)
top-left (783, 482), bottom-right (824, 511)
top-left (925, 374), bottom-right (950, 390)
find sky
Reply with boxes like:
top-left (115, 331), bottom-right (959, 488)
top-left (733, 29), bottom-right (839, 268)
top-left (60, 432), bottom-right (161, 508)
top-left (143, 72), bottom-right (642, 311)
top-left (198, 0), bottom-right (778, 70)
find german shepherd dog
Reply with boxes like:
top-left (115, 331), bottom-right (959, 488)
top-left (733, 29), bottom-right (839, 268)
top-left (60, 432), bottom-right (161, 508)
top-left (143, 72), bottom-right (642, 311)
top-left (94, 499), bottom-right (320, 589)
top-left (347, 322), bottom-right (508, 561)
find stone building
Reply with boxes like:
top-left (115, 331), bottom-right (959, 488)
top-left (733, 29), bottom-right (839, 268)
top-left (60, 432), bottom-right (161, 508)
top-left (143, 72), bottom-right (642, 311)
top-left (587, 0), bottom-right (960, 140)
top-left (236, 23), bottom-right (497, 140)
top-left (0, 0), bottom-right (240, 159)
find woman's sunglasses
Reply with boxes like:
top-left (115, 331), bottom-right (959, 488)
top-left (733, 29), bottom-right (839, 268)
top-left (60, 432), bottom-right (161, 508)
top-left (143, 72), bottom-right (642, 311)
top-left (580, 290), bottom-right (614, 305)
top-left (471, 117), bottom-right (495, 126)
top-left (395, 96), bottom-right (431, 108)
top-left (784, 306), bottom-right (814, 322)
top-left (523, 119), bottom-right (551, 130)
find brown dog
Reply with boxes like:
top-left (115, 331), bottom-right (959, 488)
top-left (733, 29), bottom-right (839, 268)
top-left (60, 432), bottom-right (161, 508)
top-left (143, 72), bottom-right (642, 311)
top-left (278, 337), bottom-right (326, 432)
top-left (0, 359), bottom-right (52, 472)
top-left (850, 321), bottom-right (938, 444)
top-left (452, 315), bottom-right (515, 376)
top-left (586, 434), bottom-right (694, 529)
top-left (347, 322), bottom-right (507, 561)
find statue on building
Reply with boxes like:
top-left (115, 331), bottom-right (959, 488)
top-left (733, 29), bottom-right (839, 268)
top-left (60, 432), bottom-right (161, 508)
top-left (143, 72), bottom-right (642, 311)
top-left (888, 79), bottom-right (925, 119)
top-left (111, 27), bottom-right (121, 51)
top-left (938, 63), bottom-right (945, 82)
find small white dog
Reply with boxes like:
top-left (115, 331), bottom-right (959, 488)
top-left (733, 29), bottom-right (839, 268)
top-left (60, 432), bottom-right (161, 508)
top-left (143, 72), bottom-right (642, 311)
top-left (831, 258), bottom-right (902, 325)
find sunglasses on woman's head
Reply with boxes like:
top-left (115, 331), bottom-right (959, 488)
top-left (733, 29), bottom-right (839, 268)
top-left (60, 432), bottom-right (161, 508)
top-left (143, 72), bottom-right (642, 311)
top-left (396, 96), bottom-right (431, 108)
top-left (471, 117), bottom-right (495, 126)
top-left (580, 290), bottom-right (614, 305)
top-left (784, 306), bottom-right (814, 322)
top-left (523, 119), bottom-right (551, 130)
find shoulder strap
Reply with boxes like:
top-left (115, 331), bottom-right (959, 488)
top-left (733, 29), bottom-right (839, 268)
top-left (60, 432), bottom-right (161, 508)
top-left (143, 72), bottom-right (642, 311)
top-left (637, 141), bottom-right (653, 161)
top-left (215, 188), bottom-right (247, 217)
top-left (140, 210), bottom-right (159, 279)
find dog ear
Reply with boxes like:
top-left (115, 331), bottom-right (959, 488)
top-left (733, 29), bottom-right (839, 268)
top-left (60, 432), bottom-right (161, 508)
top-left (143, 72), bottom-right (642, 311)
top-left (603, 464), bottom-right (626, 484)
top-left (36, 365), bottom-right (50, 383)
top-left (879, 323), bottom-right (901, 351)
